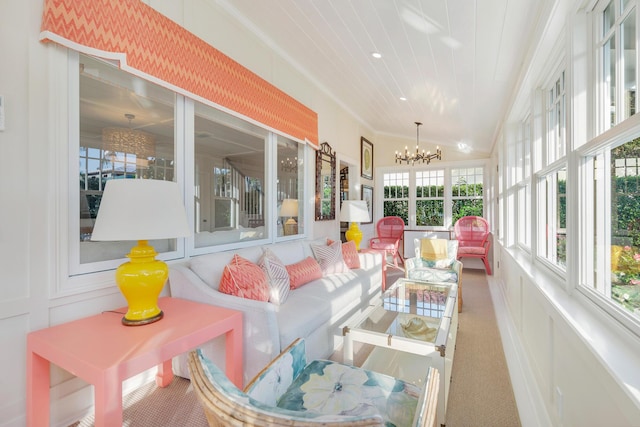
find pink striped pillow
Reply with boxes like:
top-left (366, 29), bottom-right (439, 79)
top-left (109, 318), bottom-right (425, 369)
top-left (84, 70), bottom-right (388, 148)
top-left (219, 254), bottom-right (270, 301)
top-left (259, 249), bottom-right (290, 305)
top-left (311, 241), bottom-right (349, 275)
top-left (286, 257), bottom-right (323, 289)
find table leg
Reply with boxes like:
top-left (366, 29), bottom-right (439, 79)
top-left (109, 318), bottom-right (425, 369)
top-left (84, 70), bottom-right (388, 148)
top-left (27, 351), bottom-right (49, 427)
top-left (225, 321), bottom-right (243, 388)
top-left (155, 359), bottom-right (174, 387)
top-left (343, 333), bottom-right (354, 366)
top-left (94, 375), bottom-right (123, 427)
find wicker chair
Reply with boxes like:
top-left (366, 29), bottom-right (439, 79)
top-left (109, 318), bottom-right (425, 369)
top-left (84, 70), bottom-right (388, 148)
top-left (369, 216), bottom-right (405, 267)
top-left (188, 338), bottom-right (439, 427)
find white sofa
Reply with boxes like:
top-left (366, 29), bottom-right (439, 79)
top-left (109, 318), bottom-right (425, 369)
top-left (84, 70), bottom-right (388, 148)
top-left (168, 238), bottom-right (384, 386)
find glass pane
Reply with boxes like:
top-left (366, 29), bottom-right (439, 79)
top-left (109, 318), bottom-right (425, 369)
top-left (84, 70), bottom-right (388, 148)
top-left (452, 199), bottom-right (483, 224)
top-left (277, 136), bottom-right (304, 237)
top-left (538, 168), bottom-right (567, 268)
top-left (193, 101), bottom-right (268, 248)
top-left (605, 137), bottom-right (640, 318)
top-left (383, 200), bottom-right (408, 224)
top-left (622, 11), bottom-right (636, 119)
top-left (605, 35), bottom-right (617, 127)
top-left (416, 200), bottom-right (444, 226)
top-left (604, 1), bottom-right (615, 36)
top-left (78, 54), bottom-right (175, 264)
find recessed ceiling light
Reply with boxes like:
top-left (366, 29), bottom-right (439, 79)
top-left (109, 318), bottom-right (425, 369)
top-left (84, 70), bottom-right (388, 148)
top-left (399, 96), bottom-right (407, 101)
top-left (371, 52), bottom-right (382, 59)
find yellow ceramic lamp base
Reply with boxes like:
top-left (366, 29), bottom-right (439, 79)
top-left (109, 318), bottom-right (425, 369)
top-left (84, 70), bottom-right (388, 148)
top-left (345, 222), bottom-right (363, 251)
top-left (115, 240), bottom-right (167, 326)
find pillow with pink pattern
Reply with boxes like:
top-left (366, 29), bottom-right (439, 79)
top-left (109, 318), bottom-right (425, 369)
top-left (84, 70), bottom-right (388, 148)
top-left (286, 257), bottom-right (323, 289)
top-left (341, 240), bottom-right (361, 269)
top-left (311, 240), bottom-right (350, 275)
top-left (219, 254), bottom-right (270, 302)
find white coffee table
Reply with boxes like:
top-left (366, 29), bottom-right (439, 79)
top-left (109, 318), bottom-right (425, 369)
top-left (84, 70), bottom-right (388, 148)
top-left (343, 278), bottom-right (458, 427)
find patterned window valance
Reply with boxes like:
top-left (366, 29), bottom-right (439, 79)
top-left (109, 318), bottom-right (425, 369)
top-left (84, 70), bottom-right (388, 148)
top-left (39, 0), bottom-right (319, 148)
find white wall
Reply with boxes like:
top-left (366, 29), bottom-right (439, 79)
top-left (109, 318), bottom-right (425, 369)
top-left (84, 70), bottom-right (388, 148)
top-left (0, 1), bottom-right (424, 425)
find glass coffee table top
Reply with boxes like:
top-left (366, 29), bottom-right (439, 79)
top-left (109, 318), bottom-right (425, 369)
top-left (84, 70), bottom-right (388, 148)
top-left (352, 278), bottom-right (457, 345)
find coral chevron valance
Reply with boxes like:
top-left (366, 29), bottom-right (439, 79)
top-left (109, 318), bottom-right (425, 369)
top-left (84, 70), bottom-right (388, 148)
top-left (39, 0), bottom-right (319, 148)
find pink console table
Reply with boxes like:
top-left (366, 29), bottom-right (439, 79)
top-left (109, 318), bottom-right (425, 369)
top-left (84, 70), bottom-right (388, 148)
top-left (27, 297), bottom-right (242, 427)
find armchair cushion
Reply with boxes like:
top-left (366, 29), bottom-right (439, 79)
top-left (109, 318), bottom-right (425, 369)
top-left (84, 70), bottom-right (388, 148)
top-left (414, 239), bottom-right (458, 269)
top-left (245, 339), bottom-right (421, 427)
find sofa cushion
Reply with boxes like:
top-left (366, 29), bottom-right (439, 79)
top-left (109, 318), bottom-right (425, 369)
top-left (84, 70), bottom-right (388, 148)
top-left (341, 241), bottom-right (361, 269)
top-left (219, 254), bottom-right (270, 301)
top-left (190, 246), bottom-right (264, 290)
top-left (286, 257), bottom-right (323, 289)
top-left (259, 249), bottom-right (290, 305)
top-left (311, 241), bottom-right (349, 275)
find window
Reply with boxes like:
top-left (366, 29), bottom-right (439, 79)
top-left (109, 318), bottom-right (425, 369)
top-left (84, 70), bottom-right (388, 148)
top-left (72, 53), bottom-right (309, 277)
top-left (193, 101), bottom-right (268, 248)
top-left (75, 54), bottom-right (176, 271)
top-left (383, 172), bottom-right (409, 224)
top-left (597, 0), bottom-right (637, 131)
top-left (382, 166), bottom-right (485, 229)
top-left (451, 167), bottom-right (484, 224)
top-left (537, 167), bottom-right (567, 269)
top-left (583, 136), bottom-right (640, 321)
top-left (415, 170), bottom-right (444, 226)
top-left (547, 71), bottom-right (566, 163)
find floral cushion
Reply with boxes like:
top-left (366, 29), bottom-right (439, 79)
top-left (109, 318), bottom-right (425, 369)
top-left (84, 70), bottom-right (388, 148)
top-left (259, 249), bottom-right (291, 305)
top-left (286, 257), bottom-right (323, 289)
top-left (277, 360), bottom-right (420, 427)
top-left (219, 254), bottom-right (270, 301)
top-left (407, 265), bottom-right (458, 283)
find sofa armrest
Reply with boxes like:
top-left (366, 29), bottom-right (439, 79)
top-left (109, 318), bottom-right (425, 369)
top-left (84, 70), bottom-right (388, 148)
top-left (168, 264), bottom-right (282, 385)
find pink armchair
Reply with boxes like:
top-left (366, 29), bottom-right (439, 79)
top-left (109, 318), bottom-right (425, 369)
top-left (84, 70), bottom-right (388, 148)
top-left (369, 216), bottom-right (405, 267)
top-left (454, 216), bottom-right (492, 275)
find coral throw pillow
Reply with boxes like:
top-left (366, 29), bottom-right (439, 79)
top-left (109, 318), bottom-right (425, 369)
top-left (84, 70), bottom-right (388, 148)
top-left (286, 257), bottom-right (323, 289)
top-left (219, 254), bottom-right (270, 301)
top-left (341, 240), bottom-right (361, 269)
top-left (259, 249), bottom-right (291, 305)
top-left (311, 240), bottom-right (349, 275)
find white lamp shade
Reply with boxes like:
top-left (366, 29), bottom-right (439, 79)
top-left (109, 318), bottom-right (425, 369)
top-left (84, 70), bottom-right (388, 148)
top-left (279, 199), bottom-right (299, 217)
top-left (91, 179), bottom-right (191, 241)
top-left (340, 200), bottom-right (370, 223)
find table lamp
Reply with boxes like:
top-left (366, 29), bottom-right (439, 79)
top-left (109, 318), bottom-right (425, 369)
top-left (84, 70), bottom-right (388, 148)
top-left (280, 198), bottom-right (299, 235)
top-left (91, 179), bottom-right (190, 326)
top-left (339, 200), bottom-right (371, 250)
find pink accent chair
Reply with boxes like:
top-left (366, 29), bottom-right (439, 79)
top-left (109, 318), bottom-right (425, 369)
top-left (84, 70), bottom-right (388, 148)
top-left (369, 216), bottom-right (405, 267)
top-left (454, 216), bottom-right (492, 275)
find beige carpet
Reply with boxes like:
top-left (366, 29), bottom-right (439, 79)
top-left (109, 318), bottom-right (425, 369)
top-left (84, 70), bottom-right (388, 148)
top-left (445, 268), bottom-right (521, 427)
top-left (70, 266), bottom-right (520, 427)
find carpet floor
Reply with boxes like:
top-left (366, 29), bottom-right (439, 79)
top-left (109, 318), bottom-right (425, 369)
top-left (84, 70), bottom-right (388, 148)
top-left (70, 266), bottom-right (520, 426)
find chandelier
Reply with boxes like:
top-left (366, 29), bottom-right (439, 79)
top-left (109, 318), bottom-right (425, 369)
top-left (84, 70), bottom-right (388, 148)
top-left (280, 157), bottom-right (298, 173)
top-left (102, 113), bottom-right (156, 159)
top-left (395, 122), bottom-right (442, 165)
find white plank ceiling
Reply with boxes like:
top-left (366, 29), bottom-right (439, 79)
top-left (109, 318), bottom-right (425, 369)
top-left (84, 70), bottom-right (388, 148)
top-left (218, 0), bottom-right (544, 154)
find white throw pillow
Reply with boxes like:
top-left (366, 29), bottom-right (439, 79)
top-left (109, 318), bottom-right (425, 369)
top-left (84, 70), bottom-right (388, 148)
top-left (311, 240), bottom-right (349, 275)
top-left (259, 249), bottom-right (291, 305)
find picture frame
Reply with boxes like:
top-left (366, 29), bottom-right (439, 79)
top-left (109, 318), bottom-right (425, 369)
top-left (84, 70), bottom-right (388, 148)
top-left (360, 137), bottom-right (374, 180)
top-left (361, 185), bottom-right (373, 224)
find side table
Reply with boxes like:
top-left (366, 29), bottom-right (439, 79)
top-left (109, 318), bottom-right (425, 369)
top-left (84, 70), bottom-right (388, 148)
top-left (27, 297), bottom-right (242, 427)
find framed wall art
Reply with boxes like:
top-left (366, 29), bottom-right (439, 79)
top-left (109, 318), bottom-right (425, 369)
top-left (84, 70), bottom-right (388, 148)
top-left (360, 137), bottom-right (374, 180)
top-left (361, 185), bottom-right (373, 224)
